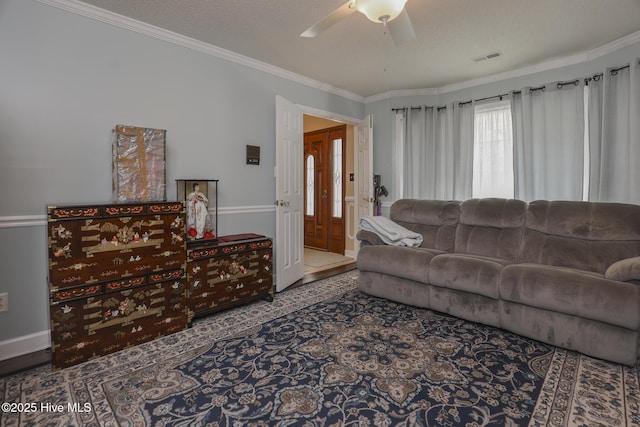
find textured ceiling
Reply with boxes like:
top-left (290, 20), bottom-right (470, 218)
top-left (76, 0), bottom-right (640, 97)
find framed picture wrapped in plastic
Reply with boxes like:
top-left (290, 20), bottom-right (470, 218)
top-left (112, 125), bottom-right (166, 202)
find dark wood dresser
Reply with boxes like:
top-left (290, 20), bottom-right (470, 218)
top-left (47, 202), bottom-right (188, 369)
top-left (187, 234), bottom-right (274, 322)
top-left (47, 202), bottom-right (274, 369)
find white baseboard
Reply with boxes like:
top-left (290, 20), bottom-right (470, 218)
top-left (344, 249), bottom-right (356, 259)
top-left (0, 330), bottom-right (50, 361)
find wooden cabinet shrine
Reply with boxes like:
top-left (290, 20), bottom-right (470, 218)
top-left (187, 234), bottom-right (274, 321)
top-left (47, 202), bottom-right (188, 369)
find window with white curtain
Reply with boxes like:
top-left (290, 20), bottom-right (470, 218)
top-left (472, 100), bottom-right (514, 198)
top-left (394, 58), bottom-right (639, 204)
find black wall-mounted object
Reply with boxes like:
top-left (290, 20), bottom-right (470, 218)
top-left (246, 145), bottom-right (260, 165)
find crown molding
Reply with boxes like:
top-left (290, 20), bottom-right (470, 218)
top-left (34, 0), bottom-right (365, 104)
top-left (365, 29), bottom-right (640, 103)
top-left (365, 87), bottom-right (439, 104)
top-left (30, 1), bottom-right (640, 107)
top-left (587, 30), bottom-right (640, 60)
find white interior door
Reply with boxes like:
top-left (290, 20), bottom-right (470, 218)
top-left (275, 95), bottom-right (304, 292)
top-left (354, 114), bottom-right (374, 257)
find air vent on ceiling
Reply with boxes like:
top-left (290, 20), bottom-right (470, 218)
top-left (473, 51), bottom-right (502, 63)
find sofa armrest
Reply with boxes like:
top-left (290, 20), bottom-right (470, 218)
top-left (605, 256), bottom-right (640, 281)
top-left (356, 229), bottom-right (386, 247)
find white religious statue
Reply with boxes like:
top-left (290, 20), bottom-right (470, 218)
top-left (186, 183), bottom-right (212, 239)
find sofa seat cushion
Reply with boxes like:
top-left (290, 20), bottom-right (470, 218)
top-left (500, 263), bottom-right (640, 330)
top-left (429, 253), bottom-right (511, 299)
top-left (357, 245), bottom-right (445, 284)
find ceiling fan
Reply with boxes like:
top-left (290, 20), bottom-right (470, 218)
top-left (301, 0), bottom-right (416, 46)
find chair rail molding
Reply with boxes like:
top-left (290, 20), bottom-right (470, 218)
top-left (0, 215), bottom-right (47, 229)
top-left (0, 206), bottom-right (276, 230)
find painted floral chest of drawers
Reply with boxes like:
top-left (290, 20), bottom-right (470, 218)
top-left (47, 202), bottom-right (187, 369)
top-left (186, 234), bottom-right (274, 321)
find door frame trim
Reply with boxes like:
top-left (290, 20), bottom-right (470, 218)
top-left (299, 106), bottom-right (361, 127)
top-left (299, 106), bottom-right (361, 258)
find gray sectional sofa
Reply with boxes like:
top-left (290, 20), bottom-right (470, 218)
top-left (356, 198), bottom-right (640, 365)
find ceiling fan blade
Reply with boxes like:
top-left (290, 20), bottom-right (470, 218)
top-left (388, 9), bottom-right (415, 46)
top-left (300, 1), bottom-right (355, 38)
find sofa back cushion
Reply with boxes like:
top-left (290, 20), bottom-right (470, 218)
top-left (391, 199), bottom-right (460, 251)
top-left (521, 200), bottom-right (640, 273)
top-left (455, 198), bottom-right (527, 262)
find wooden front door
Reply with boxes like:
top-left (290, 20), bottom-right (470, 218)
top-left (304, 125), bottom-right (345, 254)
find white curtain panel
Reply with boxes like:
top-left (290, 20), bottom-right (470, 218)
top-left (402, 104), bottom-right (473, 200)
top-left (587, 76), bottom-right (603, 201)
top-left (511, 82), bottom-right (585, 201)
top-left (403, 106), bottom-right (433, 198)
top-left (434, 106), bottom-right (454, 199)
top-left (590, 60), bottom-right (640, 203)
top-left (453, 102), bottom-right (474, 200)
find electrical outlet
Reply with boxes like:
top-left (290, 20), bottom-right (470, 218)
top-left (0, 293), bottom-right (8, 312)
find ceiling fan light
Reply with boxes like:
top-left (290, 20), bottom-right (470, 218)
top-left (354, 0), bottom-right (408, 23)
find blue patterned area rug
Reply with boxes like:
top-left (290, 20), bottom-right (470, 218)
top-left (2, 270), bottom-right (639, 426)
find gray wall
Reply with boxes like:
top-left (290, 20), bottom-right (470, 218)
top-left (0, 0), bottom-right (364, 352)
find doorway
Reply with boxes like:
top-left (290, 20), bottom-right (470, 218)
top-left (304, 125), bottom-right (345, 254)
top-left (302, 115), bottom-right (356, 277)
top-left (276, 98), bottom-right (370, 291)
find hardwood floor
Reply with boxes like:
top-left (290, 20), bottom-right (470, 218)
top-left (0, 348), bottom-right (51, 378)
top-left (292, 261), bottom-right (357, 288)
top-left (0, 263), bottom-right (357, 378)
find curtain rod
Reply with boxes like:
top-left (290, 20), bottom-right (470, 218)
top-left (586, 73), bottom-right (603, 84)
top-left (610, 64), bottom-right (630, 75)
top-left (585, 63), bottom-right (633, 84)
top-left (391, 106), bottom-right (448, 112)
top-left (393, 81), bottom-right (578, 110)
top-left (458, 93), bottom-right (510, 107)
top-left (392, 60), bottom-right (637, 112)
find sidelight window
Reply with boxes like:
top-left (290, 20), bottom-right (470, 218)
top-left (306, 155), bottom-right (314, 216)
top-left (332, 138), bottom-right (342, 218)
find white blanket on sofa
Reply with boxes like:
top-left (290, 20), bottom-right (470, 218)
top-left (359, 216), bottom-right (423, 247)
